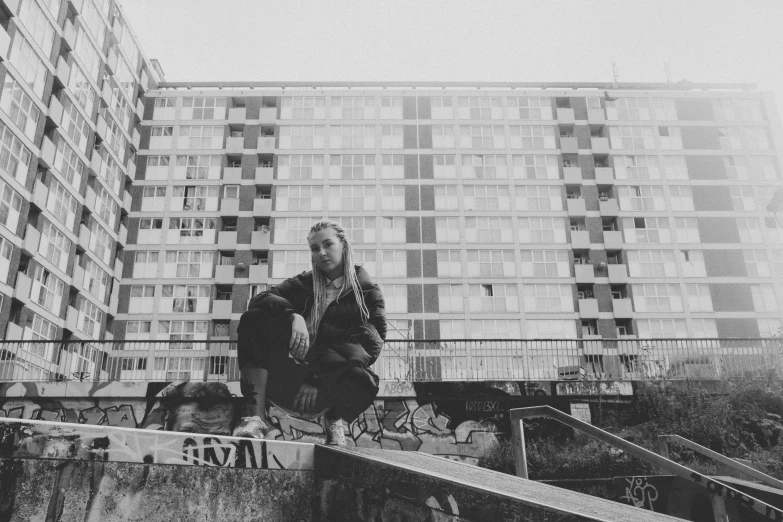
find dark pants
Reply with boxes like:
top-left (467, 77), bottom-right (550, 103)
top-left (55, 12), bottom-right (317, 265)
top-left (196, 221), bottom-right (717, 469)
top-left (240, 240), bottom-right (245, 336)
top-left (237, 308), bottom-right (378, 422)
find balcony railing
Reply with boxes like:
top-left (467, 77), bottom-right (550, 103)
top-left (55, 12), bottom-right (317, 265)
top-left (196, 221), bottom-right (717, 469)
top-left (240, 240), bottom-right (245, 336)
top-left (0, 338), bottom-right (780, 383)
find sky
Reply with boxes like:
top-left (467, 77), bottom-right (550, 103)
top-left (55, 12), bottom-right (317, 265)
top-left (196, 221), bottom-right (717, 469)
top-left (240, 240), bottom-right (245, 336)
top-left (120, 0), bottom-right (783, 109)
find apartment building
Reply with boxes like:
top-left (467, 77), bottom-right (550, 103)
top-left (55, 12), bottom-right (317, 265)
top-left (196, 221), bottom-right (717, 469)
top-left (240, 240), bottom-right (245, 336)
top-left (105, 82), bottom-right (783, 380)
top-left (0, 0), bottom-right (157, 379)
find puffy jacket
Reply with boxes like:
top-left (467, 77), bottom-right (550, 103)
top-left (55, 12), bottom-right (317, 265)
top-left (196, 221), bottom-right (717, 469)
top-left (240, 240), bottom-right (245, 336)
top-left (247, 265), bottom-right (386, 373)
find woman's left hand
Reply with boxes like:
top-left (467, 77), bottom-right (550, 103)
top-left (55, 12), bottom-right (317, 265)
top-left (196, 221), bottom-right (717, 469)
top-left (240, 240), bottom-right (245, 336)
top-left (293, 383), bottom-right (318, 414)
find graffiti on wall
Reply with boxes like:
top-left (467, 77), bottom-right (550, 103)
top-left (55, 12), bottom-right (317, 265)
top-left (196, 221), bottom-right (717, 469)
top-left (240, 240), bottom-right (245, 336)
top-left (0, 381), bottom-right (500, 464)
top-left (619, 476), bottom-right (659, 511)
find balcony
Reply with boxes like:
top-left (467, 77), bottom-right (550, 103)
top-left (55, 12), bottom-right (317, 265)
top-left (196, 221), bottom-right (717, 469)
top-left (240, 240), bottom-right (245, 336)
top-left (4, 322), bottom-right (23, 341)
top-left (566, 198), bottom-right (586, 217)
top-left (61, 19), bottom-right (77, 51)
top-left (0, 24), bottom-right (9, 62)
top-left (603, 231), bottom-right (624, 251)
top-left (559, 137), bottom-right (578, 154)
top-left (100, 81), bottom-right (112, 106)
top-left (113, 257), bottom-right (123, 280)
top-left (574, 264), bottom-right (595, 283)
top-left (578, 298), bottom-right (599, 319)
top-left (257, 136), bottom-right (275, 153)
top-left (90, 151), bottom-right (103, 175)
top-left (591, 137), bottom-right (610, 154)
top-left (72, 265), bottom-right (85, 289)
top-left (135, 98), bottom-right (145, 120)
top-left (251, 230), bottom-right (271, 249)
top-left (109, 288), bottom-right (119, 316)
top-left (594, 167), bottom-right (615, 185)
top-left (258, 107), bottom-right (277, 123)
top-left (563, 167), bottom-right (582, 184)
top-left (22, 225), bottom-right (40, 255)
top-left (612, 298), bottom-right (634, 319)
top-left (47, 95), bottom-right (63, 127)
top-left (255, 166), bottom-right (273, 184)
top-left (228, 108), bottom-right (246, 124)
top-left (587, 109), bottom-right (606, 126)
top-left (249, 264), bottom-right (269, 283)
top-left (78, 224), bottom-right (90, 251)
top-left (122, 191), bottom-right (132, 213)
top-left (599, 198), bottom-right (620, 217)
top-left (217, 231), bottom-right (238, 250)
top-left (214, 265), bottom-right (235, 284)
top-left (126, 158), bottom-right (137, 181)
top-left (607, 264), bottom-right (628, 284)
top-left (96, 115), bottom-right (108, 142)
top-left (65, 306), bottom-right (79, 332)
top-left (253, 199), bottom-right (272, 215)
top-left (220, 199), bottom-right (240, 215)
top-left (39, 136), bottom-right (56, 169)
top-left (223, 166), bottom-right (242, 183)
top-left (84, 186), bottom-right (97, 210)
top-left (32, 180), bottom-right (48, 209)
top-left (55, 56), bottom-right (71, 86)
top-left (212, 300), bottom-right (233, 320)
top-left (570, 230), bottom-right (591, 250)
top-left (132, 128), bottom-right (140, 150)
top-left (556, 108), bottom-right (575, 124)
top-left (118, 224), bottom-right (127, 245)
top-left (12, 273), bottom-right (31, 302)
top-left (105, 48), bottom-right (118, 75)
top-left (226, 136), bottom-right (244, 154)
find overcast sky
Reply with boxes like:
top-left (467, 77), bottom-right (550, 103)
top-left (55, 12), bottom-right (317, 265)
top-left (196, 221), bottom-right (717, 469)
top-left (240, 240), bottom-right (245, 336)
top-left (121, 0), bottom-right (783, 110)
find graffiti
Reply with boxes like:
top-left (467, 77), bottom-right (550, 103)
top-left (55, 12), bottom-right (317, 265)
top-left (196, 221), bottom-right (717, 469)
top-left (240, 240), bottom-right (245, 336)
top-left (555, 381), bottom-right (633, 396)
top-left (465, 400), bottom-right (501, 413)
top-left (380, 381), bottom-right (416, 397)
top-left (426, 493), bottom-right (460, 522)
top-left (619, 476), bottom-right (659, 511)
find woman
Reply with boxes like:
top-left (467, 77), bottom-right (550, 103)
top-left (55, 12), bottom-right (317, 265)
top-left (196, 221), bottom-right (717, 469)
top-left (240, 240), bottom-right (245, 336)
top-left (233, 220), bottom-right (386, 446)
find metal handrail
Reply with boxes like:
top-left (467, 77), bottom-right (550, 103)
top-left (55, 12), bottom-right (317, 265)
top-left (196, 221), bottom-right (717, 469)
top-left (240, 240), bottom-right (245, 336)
top-left (509, 406), bottom-right (783, 521)
top-left (659, 434), bottom-right (783, 491)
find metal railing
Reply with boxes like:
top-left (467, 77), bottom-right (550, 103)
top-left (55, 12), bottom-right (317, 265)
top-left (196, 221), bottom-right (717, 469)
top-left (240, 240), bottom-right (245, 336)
top-left (510, 406), bottom-right (783, 521)
top-left (0, 337), bottom-right (780, 383)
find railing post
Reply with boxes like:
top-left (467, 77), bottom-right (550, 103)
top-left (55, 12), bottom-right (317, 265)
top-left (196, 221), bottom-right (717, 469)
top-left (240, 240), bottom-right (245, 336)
top-left (711, 495), bottom-right (729, 522)
top-left (658, 438), bottom-right (670, 459)
top-left (510, 409), bottom-right (528, 479)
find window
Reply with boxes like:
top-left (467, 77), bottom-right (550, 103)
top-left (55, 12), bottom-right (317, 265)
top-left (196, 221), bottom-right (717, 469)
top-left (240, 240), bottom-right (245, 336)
top-left (95, 185), bottom-right (118, 227)
top-left (430, 97), bottom-right (454, 119)
top-left (125, 322), bottom-right (152, 339)
top-left (77, 296), bottom-right (102, 338)
top-left (457, 97), bottom-right (502, 120)
top-left (178, 125), bottom-right (223, 149)
top-left (330, 96), bottom-right (375, 119)
top-left (133, 251), bottom-right (159, 278)
top-left (436, 250), bottom-right (461, 277)
top-left (433, 155), bottom-right (456, 178)
top-left (379, 250), bottom-right (406, 278)
top-left (668, 185), bottom-right (694, 211)
top-left (672, 217), bottom-right (699, 243)
top-left (95, 145), bottom-right (122, 195)
top-left (168, 217), bottom-right (216, 244)
top-left (723, 156), bottom-right (749, 180)
top-left (712, 98), bottom-right (736, 121)
top-left (606, 98), bottom-right (651, 120)
top-left (0, 119), bottom-right (33, 184)
top-left (98, 108), bottom-right (127, 159)
top-left (73, 26), bottom-right (101, 81)
top-left (380, 216), bottom-right (405, 243)
top-left (68, 62), bottom-right (96, 116)
top-left (463, 185), bottom-right (510, 211)
top-left (509, 125), bottom-right (556, 149)
top-left (380, 97), bottom-right (403, 119)
top-left (520, 250), bottom-right (569, 277)
top-left (280, 97), bottom-right (326, 120)
top-left (657, 126), bottom-right (682, 149)
top-left (617, 185), bottom-right (666, 211)
top-left (29, 264), bottom-right (64, 314)
top-left (632, 284), bottom-right (682, 312)
top-left (465, 217), bottom-right (513, 243)
top-left (743, 128), bottom-right (770, 150)
top-left (274, 217), bottom-right (315, 244)
top-left (174, 155), bottom-right (221, 180)
top-left (623, 217), bottom-right (671, 244)
top-left (154, 356), bottom-right (206, 379)
top-left (152, 97), bottom-right (175, 120)
top-left (275, 185), bottom-right (323, 211)
top-left (89, 220), bottom-right (113, 265)
top-left (39, 0), bottom-right (61, 18)
top-left (60, 97), bottom-right (91, 154)
top-left (736, 217), bottom-right (763, 243)
top-left (278, 155), bottom-right (324, 180)
top-left (328, 185), bottom-right (374, 211)
top-left (46, 179), bottom-right (77, 230)
top-left (508, 97), bottom-right (552, 120)
top-left (749, 157), bottom-right (778, 181)
top-left (145, 156), bottom-right (170, 180)
top-left (468, 284), bottom-right (518, 313)
top-left (516, 186), bottom-right (562, 211)
top-left (172, 185), bottom-right (220, 211)
top-left (637, 319), bottom-right (687, 338)
top-left (627, 250), bottom-right (677, 277)
top-left (181, 97), bottom-right (227, 120)
top-left (329, 154), bottom-right (375, 179)
top-left (113, 53), bottom-right (135, 102)
top-left (435, 217), bottom-right (460, 243)
top-left (651, 98), bottom-right (677, 120)
top-left (512, 155), bottom-right (558, 180)
top-left (437, 284), bottom-right (463, 313)
top-left (662, 156), bottom-right (688, 180)
top-left (380, 154), bottom-right (404, 179)
top-left (434, 185), bottom-right (458, 210)
top-left (459, 125), bottom-right (504, 149)
top-left (750, 285), bottom-right (777, 312)
top-left (80, 0), bottom-right (107, 47)
top-left (380, 284), bottom-right (407, 313)
top-left (439, 320), bottom-right (466, 338)
top-left (279, 125), bottom-right (325, 149)
top-left (432, 125), bottom-right (455, 148)
top-left (470, 319), bottom-right (521, 339)
top-left (164, 250), bottom-right (213, 278)
top-left (526, 319), bottom-right (577, 339)
top-left (9, 31), bottom-right (47, 99)
top-left (613, 156), bottom-right (661, 180)
top-left (159, 320), bottom-right (208, 343)
top-left (129, 285), bottom-right (155, 313)
top-left (0, 178), bottom-right (22, 233)
top-left (28, 313), bottom-right (57, 357)
top-left (519, 217), bottom-right (567, 244)
top-left (609, 126), bottom-right (655, 149)
top-left (718, 127), bottom-right (742, 150)
top-left (759, 320), bottom-right (782, 338)
top-left (271, 250), bottom-right (310, 279)
top-left (743, 250), bottom-right (770, 277)
top-left (38, 219), bottom-right (69, 271)
top-left (331, 125), bottom-right (376, 149)
top-left (730, 186), bottom-right (755, 211)
top-left (0, 235), bottom-right (12, 283)
top-left (691, 319), bottom-right (718, 338)
top-left (137, 218), bottom-right (164, 244)
top-left (462, 154), bottom-right (507, 179)
top-left (0, 76), bottom-right (41, 140)
top-left (353, 250), bottom-right (376, 276)
top-left (337, 216), bottom-right (376, 244)
top-left (686, 284), bottom-right (713, 312)
top-left (162, 285), bottom-right (210, 314)
top-left (679, 249), bottom-right (706, 277)
top-left (523, 284), bottom-right (572, 312)
top-left (381, 185), bottom-right (405, 211)
top-left (467, 250), bottom-right (515, 277)
top-left (736, 98), bottom-right (764, 122)
top-left (380, 125), bottom-right (403, 148)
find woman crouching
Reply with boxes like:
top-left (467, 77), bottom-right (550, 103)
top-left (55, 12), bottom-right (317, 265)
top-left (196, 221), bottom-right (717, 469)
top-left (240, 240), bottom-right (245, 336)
top-left (233, 220), bottom-right (386, 446)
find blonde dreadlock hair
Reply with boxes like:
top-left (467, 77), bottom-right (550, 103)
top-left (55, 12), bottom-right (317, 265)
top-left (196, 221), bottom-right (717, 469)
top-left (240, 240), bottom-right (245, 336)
top-left (307, 220), bottom-right (370, 336)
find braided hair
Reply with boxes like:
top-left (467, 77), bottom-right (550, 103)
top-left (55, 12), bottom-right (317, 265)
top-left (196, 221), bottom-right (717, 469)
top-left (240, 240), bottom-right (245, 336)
top-left (307, 220), bottom-right (370, 335)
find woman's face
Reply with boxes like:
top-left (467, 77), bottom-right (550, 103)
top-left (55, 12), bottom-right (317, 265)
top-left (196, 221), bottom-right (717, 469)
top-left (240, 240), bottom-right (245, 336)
top-left (309, 227), bottom-right (345, 279)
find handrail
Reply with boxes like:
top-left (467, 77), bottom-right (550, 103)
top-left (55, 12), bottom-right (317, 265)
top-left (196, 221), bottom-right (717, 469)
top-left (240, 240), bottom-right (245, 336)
top-left (659, 434), bottom-right (783, 491)
top-left (509, 406), bottom-right (783, 521)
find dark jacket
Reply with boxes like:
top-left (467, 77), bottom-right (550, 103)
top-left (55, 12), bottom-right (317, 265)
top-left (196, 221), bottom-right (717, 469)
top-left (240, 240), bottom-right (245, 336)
top-left (247, 265), bottom-right (386, 381)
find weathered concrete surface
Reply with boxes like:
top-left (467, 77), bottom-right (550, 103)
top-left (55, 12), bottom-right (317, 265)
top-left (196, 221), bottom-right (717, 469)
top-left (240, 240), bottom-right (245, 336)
top-left (316, 446), bottom-right (682, 521)
top-left (0, 458), bottom-right (314, 521)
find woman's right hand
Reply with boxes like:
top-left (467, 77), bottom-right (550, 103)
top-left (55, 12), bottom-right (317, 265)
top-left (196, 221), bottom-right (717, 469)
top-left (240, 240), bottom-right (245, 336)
top-left (289, 313), bottom-right (309, 360)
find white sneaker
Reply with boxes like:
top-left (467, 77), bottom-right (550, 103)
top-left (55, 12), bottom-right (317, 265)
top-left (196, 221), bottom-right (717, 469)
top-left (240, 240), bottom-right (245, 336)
top-left (325, 418), bottom-right (346, 447)
top-left (232, 416), bottom-right (270, 439)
